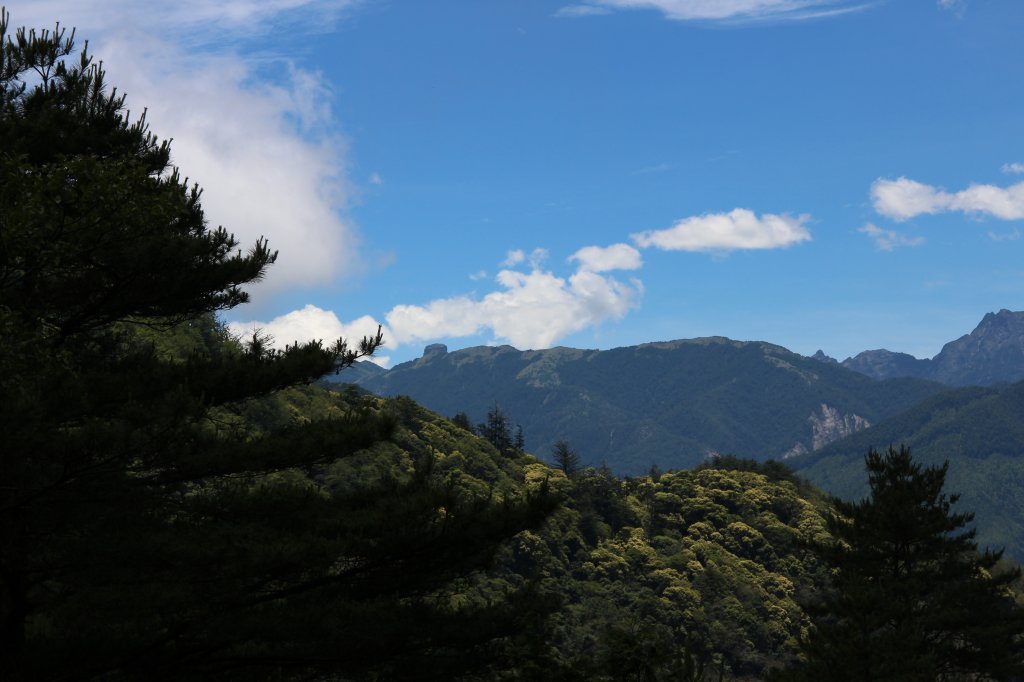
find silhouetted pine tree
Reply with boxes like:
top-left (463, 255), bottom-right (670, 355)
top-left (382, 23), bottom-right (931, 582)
top-left (0, 13), bottom-right (555, 680)
top-left (775, 445), bottom-right (1024, 681)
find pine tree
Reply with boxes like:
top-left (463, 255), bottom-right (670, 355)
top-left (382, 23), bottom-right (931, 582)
top-left (0, 13), bottom-right (554, 680)
top-left (552, 440), bottom-right (581, 478)
top-left (478, 401), bottom-right (514, 456)
top-left (776, 445), bottom-right (1024, 681)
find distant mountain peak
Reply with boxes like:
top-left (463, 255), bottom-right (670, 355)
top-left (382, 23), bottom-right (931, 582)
top-left (840, 309), bottom-right (1024, 386)
top-left (423, 343), bottom-right (448, 357)
top-left (811, 350), bottom-right (838, 364)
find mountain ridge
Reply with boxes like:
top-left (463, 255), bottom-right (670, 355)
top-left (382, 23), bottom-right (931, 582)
top-left (835, 309), bottom-right (1024, 386)
top-left (347, 335), bottom-right (944, 474)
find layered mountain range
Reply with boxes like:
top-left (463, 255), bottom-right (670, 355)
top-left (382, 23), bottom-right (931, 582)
top-left (349, 337), bottom-right (943, 473)
top-left (340, 309), bottom-right (1024, 559)
top-left (826, 309), bottom-right (1024, 386)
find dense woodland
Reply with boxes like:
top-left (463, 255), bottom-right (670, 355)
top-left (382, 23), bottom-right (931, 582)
top-left (3, 12), bottom-right (1024, 681)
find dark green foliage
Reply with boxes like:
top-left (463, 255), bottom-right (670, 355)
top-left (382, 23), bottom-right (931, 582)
top-left (0, 14), bottom-right (555, 680)
top-left (451, 410), bottom-right (475, 432)
top-left (478, 401), bottom-right (516, 456)
top-left (778, 446), bottom-right (1024, 681)
top-left (356, 339), bottom-right (945, 473)
top-left (553, 440), bottom-right (581, 478)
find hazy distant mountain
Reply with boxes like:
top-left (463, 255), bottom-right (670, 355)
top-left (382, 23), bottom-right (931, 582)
top-left (790, 379), bottom-right (1024, 562)
top-left (352, 337), bottom-right (944, 474)
top-left (836, 309), bottom-right (1024, 386)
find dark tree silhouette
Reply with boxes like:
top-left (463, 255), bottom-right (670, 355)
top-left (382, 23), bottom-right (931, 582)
top-left (775, 445), bottom-right (1024, 681)
top-left (0, 13), bottom-right (554, 680)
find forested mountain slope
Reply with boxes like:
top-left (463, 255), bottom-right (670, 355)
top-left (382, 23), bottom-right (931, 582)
top-left (310, 390), bottom-right (835, 680)
top-left (789, 379), bottom-right (1024, 562)
top-left (349, 337), bottom-right (944, 473)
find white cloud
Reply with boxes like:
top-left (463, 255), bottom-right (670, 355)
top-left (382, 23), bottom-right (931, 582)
top-left (569, 243), bottom-right (643, 272)
top-left (1002, 162), bottom-right (1024, 175)
top-left (631, 208), bottom-right (811, 252)
top-left (384, 262), bottom-right (642, 350)
top-left (502, 247), bottom-right (549, 269)
top-left (502, 249), bottom-right (526, 267)
top-left (228, 305), bottom-right (391, 367)
top-left (857, 223), bottom-right (925, 251)
top-left (15, 2), bottom-right (362, 299)
top-left (556, 0), bottom-right (870, 23)
top-left (872, 177), bottom-right (1024, 222)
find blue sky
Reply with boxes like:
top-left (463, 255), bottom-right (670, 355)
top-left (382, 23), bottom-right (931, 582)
top-left (17, 0), bottom-right (1024, 366)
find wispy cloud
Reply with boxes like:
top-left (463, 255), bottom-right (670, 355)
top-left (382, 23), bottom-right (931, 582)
top-left (631, 209), bottom-right (812, 252)
top-left (555, 4), bottom-right (613, 17)
top-left (1001, 162), bottom-right (1024, 175)
top-left (937, 0), bottom-right (967, 16)
top-left (631, 162), bottom-right (672, 176)
top-left (858, 223), bottom-right (925, 251)
top-left (872, 177), bottom-right (1024, 221)
top-left (556, 0), bottom-right (872, 23)
top-left (15, 2), bottom-right (363, 300)
top-left (987, 229), bottom-right (1022, 242)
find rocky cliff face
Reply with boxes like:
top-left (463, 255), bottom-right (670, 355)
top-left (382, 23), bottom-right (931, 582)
top-left (783, 403), bottom-right (871, 458)
top-left (808, 403), bottom-right (870, 449)
top-left (834, 309), bottom-right (1024, 387)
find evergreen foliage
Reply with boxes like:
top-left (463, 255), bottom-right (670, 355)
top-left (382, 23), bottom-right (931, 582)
top-left (552, 440), bottom-right (581, 478)
top-left (0, 13), bottom-right (554, 680)
top-left (777, 446), bottom-right (1024, 681)
top-left (478, 401), bottom-right (516, 456)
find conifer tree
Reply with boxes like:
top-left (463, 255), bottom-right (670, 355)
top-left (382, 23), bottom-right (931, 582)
top-left (777, 445), bottom-right (1024, 681)
top-left (552, 440), bottom-right (580, 477)
top-left (0, 13), bottom-right (554, 680)
top-left (478, 401), bottom-right (514, 456)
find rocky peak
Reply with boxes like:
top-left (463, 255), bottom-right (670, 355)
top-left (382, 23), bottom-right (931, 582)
top-left (423, 343), bottom-right (448, 358)
top-left (930, 309), bottom-right (1024, 385)
top-left (811, 350), bottom-right (838, 364)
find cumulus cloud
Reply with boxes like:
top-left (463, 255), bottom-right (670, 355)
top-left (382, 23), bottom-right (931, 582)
top-left (857, 223), bottom-right (925, 251)
top-left (631, 209), bottom-right (811, 252)
top-left (556, 0), bottom-right (870, 23)
top-left (384, 259), bottom-right (642, 350)
top-left (228, 305), bottom-right (391, 367)
top-left (569, 243), bottom-right (643, 272)
top-left (871, 177), bottom-right (1024, 222)
top-left (15, 1), bottom-right (362, 299)
top-left (1002, 162), bottom-right (1024, 175)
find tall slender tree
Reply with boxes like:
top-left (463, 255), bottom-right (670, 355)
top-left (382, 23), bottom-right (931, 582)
top-left (776, 445), bottom-right (1024, 681)
top-left (0, 13), bottom-right (554, 680)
